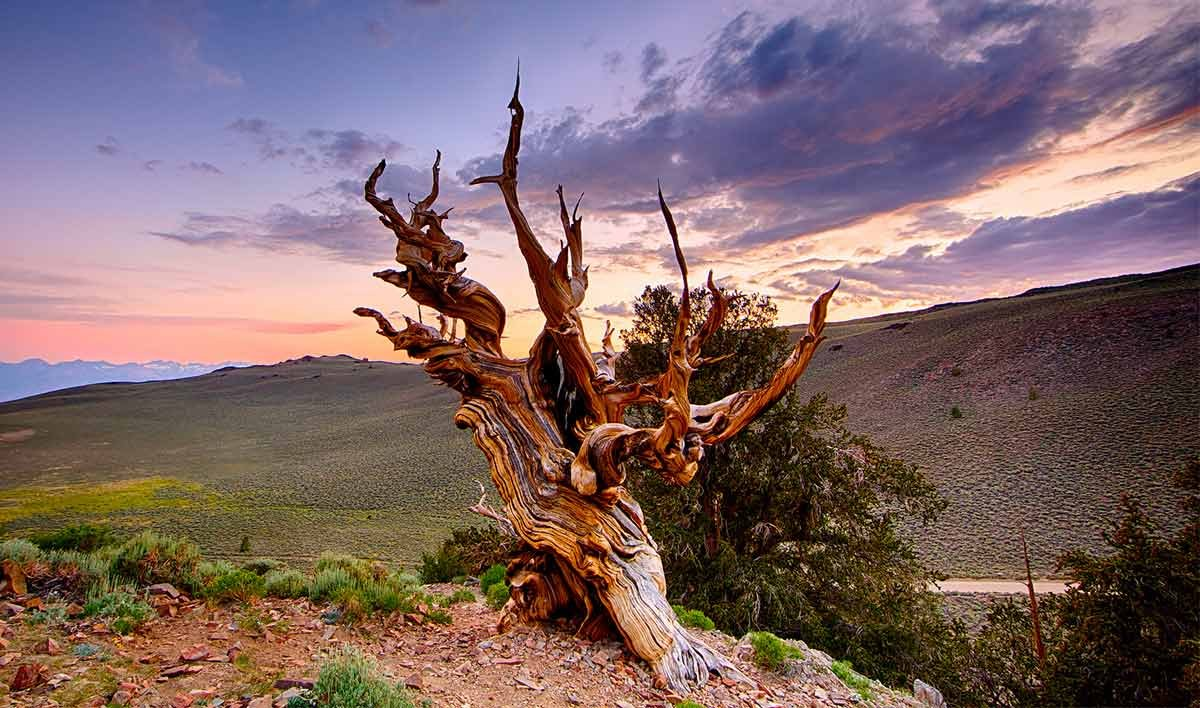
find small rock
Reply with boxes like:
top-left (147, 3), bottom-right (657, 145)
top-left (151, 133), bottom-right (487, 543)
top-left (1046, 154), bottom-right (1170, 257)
top-left (273, 678), bottom-right (314, 690)
top-left (914, 679), bottom-right (947, 708)
top-left (110, 690), bottom-right (133, 706)
top-left (180, 644), bottom-right (211, 662)
top-left (515, 675), bottom-right (544, 691)
top-left (2, 602), bottom-right (25, 617)
top-left (160, 664), bottom-right (203, 678)
top-left (404, 673), bottom-right (424, 690)
top-left (170, 693), bottom-right (195, 708)
top-left (37, 637), bottom-right (62, 655)
top-left (148, 583), bottom-right (181, 599)
top-left (66, 603), bottom-right (85, 618)
top-left (0, 560), bottom-right (27, 596)
top-left (9, 662), bottom-right (49, 691)
top-left (247, 698), bottom-right (272, 708)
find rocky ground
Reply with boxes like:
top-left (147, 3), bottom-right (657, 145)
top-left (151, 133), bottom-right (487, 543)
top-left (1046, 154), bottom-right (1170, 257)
top-left (0, 584), bottom-right (928, 708)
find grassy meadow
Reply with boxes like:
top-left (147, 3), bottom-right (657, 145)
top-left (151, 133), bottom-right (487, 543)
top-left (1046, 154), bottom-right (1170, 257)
top-left (1, 265), bottom-right (1196, 577)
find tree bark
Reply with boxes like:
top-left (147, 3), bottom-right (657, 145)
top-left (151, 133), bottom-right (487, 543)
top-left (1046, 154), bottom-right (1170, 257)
top-left (354, 74), bottom-right (837, 693)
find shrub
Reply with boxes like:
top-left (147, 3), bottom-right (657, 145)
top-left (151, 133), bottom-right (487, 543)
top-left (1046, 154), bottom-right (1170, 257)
top-left (264, 569), bottom-right (308, 599)
top-left (239, 535), bottom-right (252, 553)
top-left (479, 564), bottom-right (506, 594)
top-left (1027, 387), bottom-right (1039, 401)
top-left (831, 660), bottom-right (874, 700)
top-left (83, 588), bottom-right (152, 635)
top-left (425, 608), bottom-right (452, 625)
top-left (204, 569), bottom-right (266, 603)
top-left (197, 559), bottom-right (236, 585)
top-left (44, 549), bottom-right (113, 592)
top-left (315, 553), bottom-right (382, 586)
top-left (109, 531), bottom-right (201, 589)
top-left (242, 558), bottom-right (284, 575)
top-left (366, 582), bottom-right (414, 615)
top-left (486, 581), bottom-right (510, 610)
top-left (309, 567), bottom-right (358, 603)
top-left (748, 631), bottom-right (802, 671)
top-left (72, 643), bottom-right (103, 658)
top-left (0, 538), bottom-right (41, 564)
top-left (390, 571), bottom-right (421, 589)
top-left (436, 526), bottom-right (518, 576)
top-left (333, 586), bottom-right (369, 625)
top-left (445, 588), bottom-right (475, 605)
top-left (950, 406), bottom-right (964, 419)
top-left (312, 647), bottom-right (414, 708)
top-left (30, 523), bottom-right (121, 552)
top-left (950, 367), bottom-right (963, 377)
top-left (25, 606), bottom-right (67, 626)
top-left (673, 605), bottom-right (716, 631)
top-left (418, 546), bottom-right (466, 584)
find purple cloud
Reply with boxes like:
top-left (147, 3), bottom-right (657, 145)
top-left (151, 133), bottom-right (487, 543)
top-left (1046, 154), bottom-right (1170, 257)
top-left (772, 174), bottom-right (1200, 300)
top-left (458, 7), bottom-right (1197, 256)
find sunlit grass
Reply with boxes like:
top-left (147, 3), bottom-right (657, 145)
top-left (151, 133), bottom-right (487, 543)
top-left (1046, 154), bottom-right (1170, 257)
top-left (0, 477), bottom-right (221, 524)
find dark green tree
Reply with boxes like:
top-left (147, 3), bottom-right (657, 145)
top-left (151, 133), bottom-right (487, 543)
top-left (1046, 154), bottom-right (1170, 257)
top-left (957, 459), bottom-right (1199, 707)
top-left (618, 284), bottom-right (955, 689)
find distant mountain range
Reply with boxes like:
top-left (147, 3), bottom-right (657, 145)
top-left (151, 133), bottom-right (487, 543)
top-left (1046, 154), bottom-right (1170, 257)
top-left (0, 358), bottom-right (247, 403)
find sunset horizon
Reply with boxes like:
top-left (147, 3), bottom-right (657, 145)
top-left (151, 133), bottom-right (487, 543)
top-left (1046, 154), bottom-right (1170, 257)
top-left (2, 0), bottom-right (1196, 365)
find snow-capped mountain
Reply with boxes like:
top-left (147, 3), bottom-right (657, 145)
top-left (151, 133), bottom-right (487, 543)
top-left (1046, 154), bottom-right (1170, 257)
top-left (0, 358), bottom-right (245, 403)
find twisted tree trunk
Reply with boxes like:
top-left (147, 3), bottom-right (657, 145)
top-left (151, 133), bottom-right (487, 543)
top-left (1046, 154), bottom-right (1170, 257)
top-left (354, 75), bottom-right (837, 693)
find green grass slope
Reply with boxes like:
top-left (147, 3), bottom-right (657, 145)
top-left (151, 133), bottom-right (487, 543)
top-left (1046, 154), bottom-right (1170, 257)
top-left (794, 264), bottom-right (1199, 575)
top-left (0, 355), bottom-right (486, 565)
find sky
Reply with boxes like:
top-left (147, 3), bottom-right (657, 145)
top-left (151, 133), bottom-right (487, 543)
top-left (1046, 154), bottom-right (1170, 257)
top-left (0, 0), bottom-right (1196, 365)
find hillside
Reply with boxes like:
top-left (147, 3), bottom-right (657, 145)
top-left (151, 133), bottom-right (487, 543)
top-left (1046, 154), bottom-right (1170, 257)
top-left (0, 356), bottom-right (485, 566)
top-left (1, 266), bottom-right (1197, 576)
top-left (794, 264), bottom-right (1199, 575)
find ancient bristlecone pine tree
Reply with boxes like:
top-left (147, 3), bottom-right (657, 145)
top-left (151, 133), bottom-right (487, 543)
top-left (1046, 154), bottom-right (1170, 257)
top-left (354, 78), bottom-right (837, 692)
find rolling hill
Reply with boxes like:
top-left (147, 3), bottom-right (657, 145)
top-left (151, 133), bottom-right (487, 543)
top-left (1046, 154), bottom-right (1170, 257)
top-left (0, 265), bottom-right (1196, 576)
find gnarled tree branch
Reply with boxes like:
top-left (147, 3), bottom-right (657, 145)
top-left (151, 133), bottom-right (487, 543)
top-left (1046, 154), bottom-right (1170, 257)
top-left (353, 74), bottom-right (835, 695)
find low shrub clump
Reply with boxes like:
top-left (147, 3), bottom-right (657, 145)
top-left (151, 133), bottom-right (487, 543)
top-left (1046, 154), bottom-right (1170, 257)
top-left (83, 587), bottom-right (152, 635)
top-left (43, 548), bottom-right (113, 591)
top-left (264, 568), bottom-right (308, 598)
top-left (110, 531), bottom-right (201, 589)
top-left (0, 538), bottom-right (42, 564)
top-left (748, 631), bottom-right (802, 671)
top-left (442, 588), bottom-right (475, 606)
top-left (315, 553), bottom-right (384, 586)
top-left (831, 660), bottom-right (874, 700)
top-left (418, 546), bottom-right (466, 584)
top-left (204, 568), bottom-right (266, 603)
top-left (311, 647), bottom-right (414, 708)
top-left (308, 567), bottom-right (358, 603)
top-left (486, 581), bottom-right (510, 610)
top-left (479, 563), bottom-right (506, 594)
top-left (436, 526), bottom-right (518, 576)
top-left (673, 604), bottom-right (716, 631)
